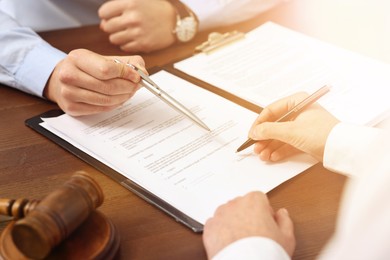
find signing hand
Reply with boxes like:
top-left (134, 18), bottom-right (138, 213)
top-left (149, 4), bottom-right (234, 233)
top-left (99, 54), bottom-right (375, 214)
top-left (203, 192), bottom-right (295, 259)
top-left (98, 0), bottom-right (177, 53)
top-left (44, 48), bottom-right (145, 116)
top-left (249, 92), bottom-right (340, 162)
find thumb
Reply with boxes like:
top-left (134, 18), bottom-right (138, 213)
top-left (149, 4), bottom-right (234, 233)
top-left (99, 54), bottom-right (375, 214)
top-left (112, 58), bottom-right (142, 82)
top-left (275, 208), bottom-right (294, 235)
top-left (275, 208), bottom-right (295, 256)
top-left (249, 121), bottom-right (294, 143)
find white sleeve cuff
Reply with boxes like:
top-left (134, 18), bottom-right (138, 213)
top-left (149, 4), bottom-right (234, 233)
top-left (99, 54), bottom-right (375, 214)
top-left (212, 237), bottom-right (290, 260)
top-left (323, 122), bottom-right (383, 176)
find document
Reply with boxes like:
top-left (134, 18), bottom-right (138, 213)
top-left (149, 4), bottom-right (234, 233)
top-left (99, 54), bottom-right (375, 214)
top-left (175, 22), bottom-right (390, 126)
top-left (41, 70), bottom-right (316, 225)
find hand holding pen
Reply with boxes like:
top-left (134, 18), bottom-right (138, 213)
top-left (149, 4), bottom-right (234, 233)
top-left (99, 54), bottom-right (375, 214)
top-left (44, 49), bottom-right (144, 116)
top-left (237, 86), bottom-right (340, 162)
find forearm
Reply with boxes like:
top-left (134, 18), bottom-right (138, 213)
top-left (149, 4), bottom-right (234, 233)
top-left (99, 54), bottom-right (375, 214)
top-left (0, 11), bottom-right (66, 97)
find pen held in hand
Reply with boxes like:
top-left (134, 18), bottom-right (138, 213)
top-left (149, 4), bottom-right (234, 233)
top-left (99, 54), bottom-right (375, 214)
top-left (236, 85), bottom-right (331, 153)
top-left (114, 59), bottom-right (210, 131)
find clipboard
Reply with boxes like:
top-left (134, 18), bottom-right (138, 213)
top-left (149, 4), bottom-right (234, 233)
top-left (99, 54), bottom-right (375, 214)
top-left (174, 22), bottom-right (390, 128)
top-left (23, 61), bottom-right (320, 234)
top-left (194, 30), bottom-right (245, 54)
top-left (25, 67), bottom-right (205, 233)
top-left (24, 65), bottom-right (261, 233)
top-left (25, 109), bottom-right (203, 232)
top-left (163, 66), bottom-right (261, 114)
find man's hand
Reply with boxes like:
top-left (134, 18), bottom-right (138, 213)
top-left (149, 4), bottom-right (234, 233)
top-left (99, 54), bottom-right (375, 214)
top-left (248, 92), bottom-right (340, 162)
top-left (203, 191), bottom-right (295, 259)
top-left (44, 49), bottom-right (145, 116)
top-left (98, 0), bottom-right (177, 53)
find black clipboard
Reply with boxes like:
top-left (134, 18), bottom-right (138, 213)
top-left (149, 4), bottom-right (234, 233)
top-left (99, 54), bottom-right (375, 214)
top-left (25, 67), bottom-right (205, 233)
top-left (24, 65), bottom-right (262, 233)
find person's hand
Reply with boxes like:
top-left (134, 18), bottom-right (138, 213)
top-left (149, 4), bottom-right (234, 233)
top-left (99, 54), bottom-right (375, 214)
top-left (203, 191), bottom-right (295, 259)
top-left (43, 49), bottom-right (145, 116)
top-left (249, 92), bottom-right (340, 162)
top-left (98, 0), bottom-right (176, 53)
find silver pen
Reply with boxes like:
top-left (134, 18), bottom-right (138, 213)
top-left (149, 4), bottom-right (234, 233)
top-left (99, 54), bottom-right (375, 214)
top-left (114, 59), bottom-right (210, 131)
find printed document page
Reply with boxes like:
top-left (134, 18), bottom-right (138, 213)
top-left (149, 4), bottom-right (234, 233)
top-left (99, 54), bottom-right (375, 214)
top-left (41, 70), bottom-right (316, 224)
top-left (174, 22), bottom-right (390, 126)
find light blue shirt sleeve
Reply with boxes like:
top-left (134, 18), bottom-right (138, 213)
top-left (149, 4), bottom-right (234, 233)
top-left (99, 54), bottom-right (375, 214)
top-left (0, 10), bottom-right (66, 97)
top-left (212, 237), bottom-right (290, 260)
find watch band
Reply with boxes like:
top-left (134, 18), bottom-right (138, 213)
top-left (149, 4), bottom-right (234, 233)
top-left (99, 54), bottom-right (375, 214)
top-left (168, 0), bottom-right (192, 18)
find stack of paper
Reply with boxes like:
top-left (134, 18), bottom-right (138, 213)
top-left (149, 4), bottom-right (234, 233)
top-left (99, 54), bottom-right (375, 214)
top-left (175, 22), bottom-right (390, 126)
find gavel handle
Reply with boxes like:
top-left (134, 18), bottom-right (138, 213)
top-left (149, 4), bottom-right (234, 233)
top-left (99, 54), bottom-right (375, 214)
top-left (0, 198), bottom-right (39, 220)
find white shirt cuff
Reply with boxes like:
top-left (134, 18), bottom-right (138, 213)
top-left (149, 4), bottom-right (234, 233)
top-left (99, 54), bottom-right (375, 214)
top-left (212, 237), bottom-right (290, 260)
top-left (323, 122), bottom-right (382, 176)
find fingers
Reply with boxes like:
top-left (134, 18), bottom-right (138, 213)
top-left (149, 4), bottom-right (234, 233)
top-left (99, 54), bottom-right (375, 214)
top-left (59, 63), bottom-right (138, 96)
top-left (58, 51), bottom-right (143, 97)
top-left (253, 138), bottom-right (302, 162)
top-left (105, 27), bottom-right (155, 53)
top-left (252, 92), bottom-right (309, 127)
top-left (47, 49), bottom-right (147, 116)
top-left (99, 1), bottom-right (140, 34)
top-left (247, 93), bottom-right (309, 156)
top-left (108, 29), bottom-right (133, 46)
top-left (60, 99), bottom-right (123, 117)
top-left (100, 15), bottom-right (127, 34)
top-left (203, 191), bottom-right (271, 259)
top-left (59, 83), bottom-right (136, 107)
top-left (275, 208), bottom-right (294, 236)
top-left (250, 121), bottom-right (304, 161)
top-left (98, 0), bottom-right (128, 20)
top-left (250, 121), bottom-right (295, 143)
top-left (119, 39), bottom-right (150, 53)
top-left (98, 0), bottom-right (176, 53)
top-left (67, 49), bottom-right (141, 82)
top-left (112, 55), bottom-right (147, 78)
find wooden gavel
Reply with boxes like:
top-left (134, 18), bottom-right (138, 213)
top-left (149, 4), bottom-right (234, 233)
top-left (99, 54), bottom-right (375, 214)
top-left (0, 171), bottom-right (103, 259)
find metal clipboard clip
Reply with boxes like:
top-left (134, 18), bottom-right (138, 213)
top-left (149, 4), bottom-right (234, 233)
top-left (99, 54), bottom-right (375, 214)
top-left (195, 30), bottom-right (245, 54)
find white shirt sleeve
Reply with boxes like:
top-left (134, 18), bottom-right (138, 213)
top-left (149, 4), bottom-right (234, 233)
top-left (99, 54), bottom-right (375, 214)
top-left (319, 122), bottom-right (390, 260)
top-left (212, 237), bottom-right (290, 260)
top-left (323, 123), bottom-right (384, 177)
top-left (181, 0), bottom-right (283, 31)
top-left (0, 10), bottom-right (66, 97)
top-left (210, 123), bottom-right (390, 260)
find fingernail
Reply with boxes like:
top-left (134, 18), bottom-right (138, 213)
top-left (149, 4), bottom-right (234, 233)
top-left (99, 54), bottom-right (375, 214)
top-left (249, 129), bottom-right (256, 139)
top-left (270, 152), bottom-right (279, 162)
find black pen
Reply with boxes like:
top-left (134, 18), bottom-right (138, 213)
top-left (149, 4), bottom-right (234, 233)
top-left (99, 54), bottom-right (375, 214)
top-left (236, 85), bottom-right (331, 153)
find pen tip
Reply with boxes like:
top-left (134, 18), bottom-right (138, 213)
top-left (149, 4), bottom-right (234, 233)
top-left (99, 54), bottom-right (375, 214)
top-left (202, 125), bottom-right (211, 131)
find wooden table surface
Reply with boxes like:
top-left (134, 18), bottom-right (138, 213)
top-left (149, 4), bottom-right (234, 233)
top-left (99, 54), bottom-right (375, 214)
top-left (1, 0), bottom-right (389, 259)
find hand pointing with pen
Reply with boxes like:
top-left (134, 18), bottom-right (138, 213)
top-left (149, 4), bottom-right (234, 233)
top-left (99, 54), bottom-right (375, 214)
top-left (43, 49), bottom-right (146, 116)
top-left (247, 91), bottom-right (340, 162)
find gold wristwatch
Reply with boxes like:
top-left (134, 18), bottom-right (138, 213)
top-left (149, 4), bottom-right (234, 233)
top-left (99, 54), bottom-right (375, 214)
top-left (169, 0), bottom-right (198, 42)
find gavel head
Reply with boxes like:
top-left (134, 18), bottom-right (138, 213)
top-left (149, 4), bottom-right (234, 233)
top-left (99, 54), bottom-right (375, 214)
top-left (11, 172), bottom-right (104, 259)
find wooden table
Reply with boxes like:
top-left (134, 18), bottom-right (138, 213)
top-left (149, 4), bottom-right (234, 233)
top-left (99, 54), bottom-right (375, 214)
top-left (1, 0), bottom-right (389, 259)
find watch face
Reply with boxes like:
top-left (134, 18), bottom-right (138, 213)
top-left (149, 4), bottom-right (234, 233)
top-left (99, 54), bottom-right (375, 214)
top-left (176, 16), bottom-right (197, 42)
